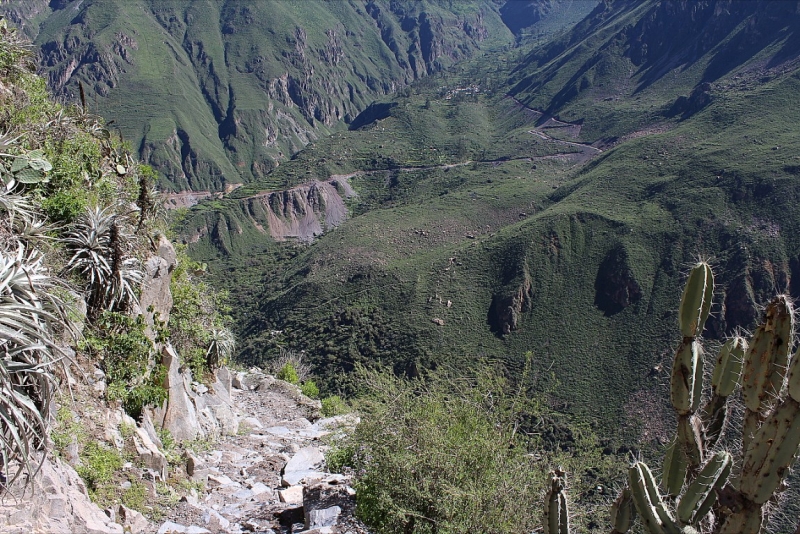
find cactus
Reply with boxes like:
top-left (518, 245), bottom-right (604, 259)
top-left (702, 336), bottom-right (746, 449)
top-left (543, 469), bottom-right (569, 534)
top-left (0, 149), bottom-right (52, 190)
top-left (610, 488), bottom-right (636, 534)
top-left (543, 263), bottom-right (800, 534)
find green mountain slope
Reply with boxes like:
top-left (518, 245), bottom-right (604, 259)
top-left (3, 0), bottom-right (518, 191)
top-left (3, 0), bottom-right (598, 193)
top-left (182, 0), bottom-right (800, 442)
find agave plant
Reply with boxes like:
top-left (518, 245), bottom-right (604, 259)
top-left (206, 327), bottom-right (235, 370)
top-left (0, 244), bottom-right (73, 488)
top-left (63, 205), bottom-right (143, 320)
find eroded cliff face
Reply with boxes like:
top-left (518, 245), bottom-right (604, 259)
top-left (188, 178), bottom-right (356, 247)
top-left (4, 0), bottom-right (505, 192)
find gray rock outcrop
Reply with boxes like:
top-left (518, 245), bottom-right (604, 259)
top-left (0, 458), bottom-right (124, 534)
top-left (151, 345), bottom-right (241, 442)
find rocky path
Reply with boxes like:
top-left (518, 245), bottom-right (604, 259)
top-left (155, 370), bottom-right (368, 534)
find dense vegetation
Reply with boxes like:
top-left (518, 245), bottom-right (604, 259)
top-left (331, 363), bottom-right (621, 533)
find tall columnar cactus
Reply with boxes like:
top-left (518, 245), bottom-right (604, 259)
top-left (543, 469), bottom-right (570, 534)
top-left (545, 262), bottom-right (800, 534)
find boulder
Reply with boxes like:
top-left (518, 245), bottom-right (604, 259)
top-left (278, 485), bottom-right (304, 504)
top-left (303, 480), bottom-right (356, 531)
top-left (284, 446), bottom-right (324, 473)
top-left (216, 367), bottom-right (233, 397)
top-left (154, 345), bottom-right (241, 441)
top-left (202, 510), bottom-right (230, 531)
top-left (117, 505), bottom-right (151, 534)
top-left (0, 458), bottom-right (124, 534)
top-left (138, 259), bottom-right (172, 341)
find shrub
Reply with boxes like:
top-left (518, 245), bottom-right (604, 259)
top-left (64, 204), bottom-right (143, 319)
top-left (169, 245), bottom-right (232, 380)
top-left (277, 362), bottom-right (300, 385)
top-left (0, 243), bottom-right (72, 486)
top-left (347, 366), bottom-right (551, 534)
top-left (267, 348), bottom-right (311, 382)
top-left (300, 380), bottom-right (319, 398)
top-left (86, 311), bottom-right (166, 418)
top-left (77, 441), bottom-right (124, 500)
top-left (321, 395), bottom-right (348, 417)
top-left (325, 444), bottom-right (355, 473)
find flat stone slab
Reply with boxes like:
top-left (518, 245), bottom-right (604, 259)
top-left (278, 486), bottom-right (304, 504)
top-left (157, 522), bottom-right (211, 534)
top-left (284, 447), bottom-right (324, 473)
top-left (281, 469), bottom-right (325, 487)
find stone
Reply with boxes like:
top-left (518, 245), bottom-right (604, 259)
top-left (139, 255), bottom-right (173, 340)
top-left (133, 426), bottom-right (168, 480)
top-left (282, 469), bottom-right (325, 487)
top-left (306, 506), bottom-right (342, 529)
top-left (231, 372), bottom-right (247, 390)
top-left (157, 522), bottom-right (212, 534)
top-left (156, 234), bottom-right (178, 269)
top-left (117, 504), bottom-right (151, 534)
top-left (284, 447), bottom-right (324, 473)
top-left (303, 480), bottom-right (356, 531)
top-left (180, 494), bottom-right (201, 508)
top-left (243, 416), bottom-right (263, 429)
top-left (249, 482), bottom-right (270, 496)
top-left (232, 488), bottom-right (255, 500)
top-left (202, 510), bottom-right (230, 530)
top-left (0, 457), bottom-right (125, 534)
top-left (216, 367), bottom-right (233, 396)
top-left (152, 344), bottom-right (203, 442)
top-left (141, 409), bottom-right (164, 448)
top-left (278, 486), bottom-right (304, 504)
top-left (185, 452), bottom-right (204, 476)
top-left (207, 474), bottom-right (235, 487)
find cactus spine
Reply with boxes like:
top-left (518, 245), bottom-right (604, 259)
top-left (542, 263), bottom-right (800, 534)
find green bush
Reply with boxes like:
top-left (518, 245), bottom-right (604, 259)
top-left (321, 395), bottom-right (349, 417)
top-left (85, 312), bottom-right (167, 418)
top-left (339, 364), bottom-right (619, 533)
top-left (300, 380), bottom-right (319, 398)
top-left (277, 362), bottom-right (300, 385)
top-left (347, 366), bottom-right (549, 534)
top-left (325, 444), bottom-right (355, 473)
top-left (77, 442), bottom-right (124, 498)
top-left (169, 245), bottom-right (232, 380)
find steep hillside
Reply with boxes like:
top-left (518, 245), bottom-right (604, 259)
top-left (509, 0), bottom-right (800, 140)
top-left (3, 0), bottom-right (515, 192)
top-left (182, 0), bottom-right (800, 445)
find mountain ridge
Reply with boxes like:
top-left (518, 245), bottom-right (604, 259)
top-left (3, 0), bottom-right (513, 191)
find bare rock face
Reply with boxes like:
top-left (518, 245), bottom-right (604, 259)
top-left (138, 235), bottom-right (178, 340)
top-left (242, 178), bottom-right (355, 243)
top-left (0, 458), bottom-right (124, 534)
top-left (488, 271), bottom-right (533, 336)
top-left (152, 344), bottom-right (241, 442)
